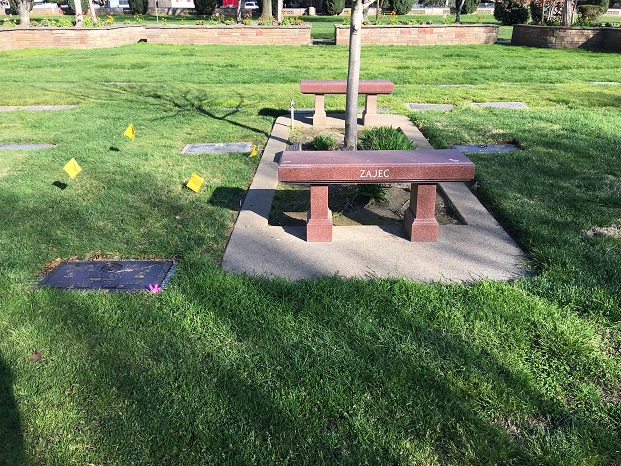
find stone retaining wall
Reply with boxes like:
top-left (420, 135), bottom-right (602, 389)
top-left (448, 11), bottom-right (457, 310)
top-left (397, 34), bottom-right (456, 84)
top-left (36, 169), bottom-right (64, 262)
top-left (0, 24), bottom-right (311, 51)
top-left (334, 24), bottom-right (498, 46)
top-left (512, 24), bottom-right (621, 52)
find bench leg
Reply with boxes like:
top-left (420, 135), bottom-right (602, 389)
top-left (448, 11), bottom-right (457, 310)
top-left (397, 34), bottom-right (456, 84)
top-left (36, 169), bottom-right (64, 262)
top-left (313, 94), bottom-right (327, 126)
top-left (362, 94), bottom-right (380, 127)
top-left (404, 183), bottom-right (439, 242)
top-left (307, 184), bottom-right (333, 242)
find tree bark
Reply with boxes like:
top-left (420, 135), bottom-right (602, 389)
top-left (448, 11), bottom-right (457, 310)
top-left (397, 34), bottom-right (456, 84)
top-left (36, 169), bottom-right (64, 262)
top-left (262, 0), bottom-right (272, 19)
top-left (562, 0), bottom-right (575, 25)
top-left (236, 0), bottom-right (241, 22)
top-left (344, 0), bottom-right (364, 150)
top-left (74, 0), bottom-right (83, 27)
top-left (455, 0), bottom-right (466, 22)
top-left (87, 0), bottom-right (97, 23)
top-left (277, 0), bottom-right (283, 22)
top-left (17, 0), bottom-right (31, 28)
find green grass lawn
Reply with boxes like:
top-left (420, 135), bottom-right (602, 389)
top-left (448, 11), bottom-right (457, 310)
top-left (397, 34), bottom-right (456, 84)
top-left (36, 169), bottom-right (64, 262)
top-left (0, 43), bottom-right (620, 465)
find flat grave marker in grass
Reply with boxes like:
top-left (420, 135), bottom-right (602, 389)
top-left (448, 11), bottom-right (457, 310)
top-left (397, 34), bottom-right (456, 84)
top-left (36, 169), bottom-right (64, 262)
top-left (20, 105), bottom-right (78, 111)
top-left (451, 143), bottom-right (520, 153)
top-left (41, 260), bottom-right (175, 292)
top-left (472, 102), bottom-right (529, 109)
top-left (181, 142), bottom-right (253, 155)
top-left (408, 103), bottom-right (455, 111)
top-left (0, 105), bottom-right (78, 111)
top-left (0, 143), bottom-right (56, 150)
top-left (589, 81), bottom-right (620, 85)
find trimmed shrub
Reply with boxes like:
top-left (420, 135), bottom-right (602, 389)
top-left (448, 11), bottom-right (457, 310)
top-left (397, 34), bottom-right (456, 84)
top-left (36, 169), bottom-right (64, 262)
top-left (578, 0), bottom-right (609, 11)
top-left (62, 0), bottom-right (89, 15)
top-left (194, 0), bottom-right (217, 15)
top-left (389, 0), bottom-right (414, 15)
top-left (128, 0), bottom-right (148, 14)
top-left (323, 0), bottom-right (345, 15)
top-left (577, 4), bottom-right (605, 21)
top-left (494, 0), bottom-right (530, 25)
top-left (459, 0), bottom-right (479, 14)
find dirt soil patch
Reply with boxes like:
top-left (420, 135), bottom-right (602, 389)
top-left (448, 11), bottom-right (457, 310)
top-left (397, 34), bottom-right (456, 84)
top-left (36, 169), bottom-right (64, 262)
top-left (270, 127), bottom-right (462, 227)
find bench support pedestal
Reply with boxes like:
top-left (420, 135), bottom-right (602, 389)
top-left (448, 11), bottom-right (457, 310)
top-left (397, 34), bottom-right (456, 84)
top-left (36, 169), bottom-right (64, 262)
top-left (404, 183), bottom-right (439, 242)
top-left (362, 94), bottom-right (379, 127)
top-left (307, 184), bottom-right (333, 242)
top-left (312, 94), bottom-right (327, 126)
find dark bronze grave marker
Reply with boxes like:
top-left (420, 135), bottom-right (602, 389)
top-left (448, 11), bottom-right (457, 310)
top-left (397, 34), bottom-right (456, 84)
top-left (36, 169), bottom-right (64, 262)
top-left (41, 260), bottom-right (174, 291)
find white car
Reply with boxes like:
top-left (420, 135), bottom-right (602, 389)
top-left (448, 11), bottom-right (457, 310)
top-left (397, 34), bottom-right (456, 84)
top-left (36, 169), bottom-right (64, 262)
top-left (244, 1), bottom-right (259, 9)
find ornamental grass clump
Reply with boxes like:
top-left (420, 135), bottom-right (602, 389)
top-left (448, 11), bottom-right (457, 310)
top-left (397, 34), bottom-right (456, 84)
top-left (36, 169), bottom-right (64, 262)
top-left (357, 127), bottom-right (415, 204)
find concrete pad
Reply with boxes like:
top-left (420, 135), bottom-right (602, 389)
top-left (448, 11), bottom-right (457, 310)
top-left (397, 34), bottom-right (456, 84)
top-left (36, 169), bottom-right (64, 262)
top-left (408, 103), bottom-right (455, 111)
top-left (589, 82), bottom-right (619, 85)
top-left (181, 142), bottom-right (253, 155)
top-left (0, 106), bottom-right (21, 112)
top-left (0, 144), bottom-right (56, 150)
top-left (20, 105), bottom-right (78, 111)
top-left (222, 114), bottom-right (525, 282)
top-left (472, 102), bottom-right (528, 109)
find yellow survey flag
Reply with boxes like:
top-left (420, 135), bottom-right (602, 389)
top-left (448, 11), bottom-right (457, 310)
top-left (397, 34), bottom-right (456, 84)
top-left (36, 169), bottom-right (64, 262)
top-left (124, 123), bottom-right (135, 141)
top-left (63, 158), bottom-right (82, 179)
top-left (186, 173), bottom-right (204, 193)
top-left (249, 145), bottom-right (257, 157)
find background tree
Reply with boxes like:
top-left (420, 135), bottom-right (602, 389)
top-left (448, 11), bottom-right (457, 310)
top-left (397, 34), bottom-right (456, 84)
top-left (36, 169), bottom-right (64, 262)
top-left (323, 0), bottom-right (345, 15)
top-left (194, 0), bottom-right (217, 15)
top-left (389, 0), bottom-right (414, 14)
top-left (455, 0), bottom-right (478, 21)
top-left (128, 0), bottom-right (149, 14)
top-left (493, 0), bottom-right (530, 24)
top-left (8, 0), bottom-right (33, 27)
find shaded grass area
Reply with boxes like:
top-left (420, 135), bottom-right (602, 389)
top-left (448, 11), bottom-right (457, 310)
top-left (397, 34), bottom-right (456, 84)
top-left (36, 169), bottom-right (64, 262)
top-left (0, 44), bottom-right (620, 464)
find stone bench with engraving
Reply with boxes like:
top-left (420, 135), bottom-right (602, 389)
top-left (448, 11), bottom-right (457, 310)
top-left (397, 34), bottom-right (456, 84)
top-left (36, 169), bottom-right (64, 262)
top-left (277, 149), bottom-right (475, 242)
top-left (300, 79), bottom-right (394, 127)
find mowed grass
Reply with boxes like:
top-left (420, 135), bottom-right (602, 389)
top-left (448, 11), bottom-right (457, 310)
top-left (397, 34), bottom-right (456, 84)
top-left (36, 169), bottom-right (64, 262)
top-left (0, 44), bottom-right (620, 465)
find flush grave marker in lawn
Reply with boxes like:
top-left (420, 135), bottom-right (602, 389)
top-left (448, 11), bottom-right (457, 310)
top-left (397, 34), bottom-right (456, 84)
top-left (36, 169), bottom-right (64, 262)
top-left (451, 143), bottom-right (520, 153)
top-left (0, 144), bottom-right (56, 150)
top-left (472, 102), bottom-right (528, 109)
top-left (408, 104), bottom-right (455, 111)
top-left (20, 105), bottom-right (78, 111)
top-left (181, 142), bottom-right (253, 155)
top-left (41, 260), bottom-right (174, 291)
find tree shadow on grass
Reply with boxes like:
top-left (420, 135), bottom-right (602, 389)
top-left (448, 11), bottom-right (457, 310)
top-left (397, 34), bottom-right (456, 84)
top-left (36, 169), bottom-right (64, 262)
top-left (0, 353), bottom-right (25, 465)
top-left (17, 273), bottom-right (621, 464)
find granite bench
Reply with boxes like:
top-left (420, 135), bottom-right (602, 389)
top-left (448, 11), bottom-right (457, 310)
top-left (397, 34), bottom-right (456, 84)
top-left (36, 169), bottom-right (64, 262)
top-left (278, 149), bottom-right (475, 242)
top-left (300, 80), bottom-right (394, 127)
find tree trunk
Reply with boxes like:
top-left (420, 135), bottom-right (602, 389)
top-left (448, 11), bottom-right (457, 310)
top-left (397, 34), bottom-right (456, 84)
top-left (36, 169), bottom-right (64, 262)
top-left (17, 0), bottom-right (31, 28)
top-left (87, 0), bottom-right (97, 23)
top-left (455, 0), bottom-right (466, 22)
top-left (344, 0), bottom-right (364, 150)
top-left (376, 0), bottom-right (380, 20)
top-left (262, 0), bottom-right (272, 19)
top-left (277, 0), bottom-right (283, 22)
top-left (74, 0), bottom-right (83, 27)
top-left (236, 0), bottom-right (241, 22)
top-left (562, 0), bottom-right (575, 25)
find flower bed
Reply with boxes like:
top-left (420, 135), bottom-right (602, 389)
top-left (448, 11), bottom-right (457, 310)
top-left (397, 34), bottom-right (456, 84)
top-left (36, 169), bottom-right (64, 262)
top-left (512, 24), bottom-right (621, 52)
top-left (334, 23), bottom-right (499, 46)
top-left (0, 24), bottom-right (312, 51)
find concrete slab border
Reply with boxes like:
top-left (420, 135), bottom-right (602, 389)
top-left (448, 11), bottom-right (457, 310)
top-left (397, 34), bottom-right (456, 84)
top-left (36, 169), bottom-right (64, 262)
top-left (222, 113), bottom-right (525, 282)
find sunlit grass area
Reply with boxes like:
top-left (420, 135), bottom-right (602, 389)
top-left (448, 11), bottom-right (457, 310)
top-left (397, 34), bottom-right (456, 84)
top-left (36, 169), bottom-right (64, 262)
top-left (0, 43), bottom-right (620, 465)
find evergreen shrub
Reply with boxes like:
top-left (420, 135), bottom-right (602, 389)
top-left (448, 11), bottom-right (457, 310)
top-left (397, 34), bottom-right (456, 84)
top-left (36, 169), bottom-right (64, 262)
top-left (389, 0), bottom-right (414, 15)
top-left (494, 0), bottom-right (530, 25)
top-left (323, 0), bottom-right (345, 15)
top-left (194, 0), bottom-right (217, 15)
top-left (128, 0), bottom-right (148, 14)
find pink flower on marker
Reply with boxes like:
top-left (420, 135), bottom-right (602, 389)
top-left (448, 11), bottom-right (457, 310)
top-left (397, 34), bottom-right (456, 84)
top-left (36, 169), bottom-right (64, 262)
top-left (148, 283), bottom-right (161, 293)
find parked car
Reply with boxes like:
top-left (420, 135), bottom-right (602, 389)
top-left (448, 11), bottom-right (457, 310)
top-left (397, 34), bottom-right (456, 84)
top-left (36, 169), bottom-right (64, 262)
top-left (244, 1), bottom-right (259, 9)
